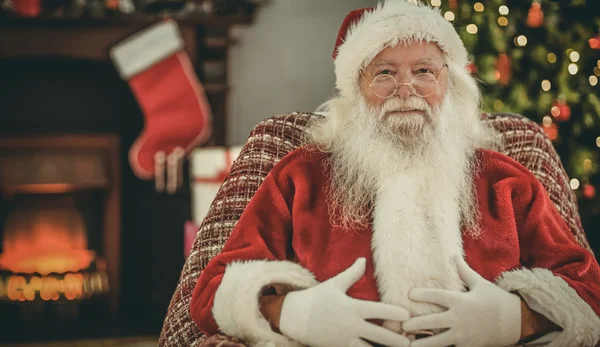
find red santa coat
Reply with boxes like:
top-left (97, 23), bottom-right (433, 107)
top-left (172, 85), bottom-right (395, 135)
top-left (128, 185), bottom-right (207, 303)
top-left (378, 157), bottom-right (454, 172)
top-left (191, 147), bottom-right (600, 347)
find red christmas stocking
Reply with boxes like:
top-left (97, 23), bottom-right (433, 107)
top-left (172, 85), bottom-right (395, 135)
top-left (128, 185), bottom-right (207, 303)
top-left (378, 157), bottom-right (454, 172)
top-left (12, 0), bottom-right (42, 16)
top-left (110, 19), bottom-right (212, 183)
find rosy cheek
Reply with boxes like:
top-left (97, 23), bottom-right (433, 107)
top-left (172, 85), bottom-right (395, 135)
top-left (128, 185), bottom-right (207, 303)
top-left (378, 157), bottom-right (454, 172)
top-left (425, 95), bottom-right (439, 108)
top-left (368, 94), bottom-right (386, 106)
top-left (426, 89), bottom-right (445, 109)
top-left (360, 84), bottom-right (385, 107)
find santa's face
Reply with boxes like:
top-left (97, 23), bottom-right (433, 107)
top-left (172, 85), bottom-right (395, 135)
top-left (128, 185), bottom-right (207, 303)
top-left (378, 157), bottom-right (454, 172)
top-left (358, 41), bottom-right (448, 136)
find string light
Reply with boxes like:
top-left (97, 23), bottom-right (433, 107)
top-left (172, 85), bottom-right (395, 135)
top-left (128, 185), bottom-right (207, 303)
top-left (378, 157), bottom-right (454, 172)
top-left (569, 51), bottom-right (580, 62)
top-left (515, 35), bottom-right (528, 46)
top-left (466, 24), bottom-right (478, 34)
top-left (568, 63), bottom-right (578, 75)
top-left (494, 100), bottom-right (504, 110)
top-left (429, 2), bottom-right (596, 187)
top-left (541, 80), bottom-right (551, 91)
top-left (543, 116), bottom-right (553, 127)
top-left (570, 179), bottom-right (580, 190)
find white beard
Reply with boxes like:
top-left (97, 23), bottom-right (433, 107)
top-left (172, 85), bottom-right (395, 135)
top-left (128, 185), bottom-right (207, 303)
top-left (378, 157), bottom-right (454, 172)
top-left (315, 92), bottom-right (486, 334)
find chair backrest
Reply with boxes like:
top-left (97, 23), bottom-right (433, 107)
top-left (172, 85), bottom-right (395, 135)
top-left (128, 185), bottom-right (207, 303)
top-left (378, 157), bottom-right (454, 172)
top-left (158, 112), bottom-right (592, 346)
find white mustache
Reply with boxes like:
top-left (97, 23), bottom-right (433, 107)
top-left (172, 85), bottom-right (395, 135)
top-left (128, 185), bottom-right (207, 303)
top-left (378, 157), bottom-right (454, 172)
top-left (380, 97), bottom-right (431, 114)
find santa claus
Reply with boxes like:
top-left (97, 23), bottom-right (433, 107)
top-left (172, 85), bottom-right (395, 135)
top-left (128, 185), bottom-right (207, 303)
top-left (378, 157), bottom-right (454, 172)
top-left (190, 1), bottom-right (600, 346)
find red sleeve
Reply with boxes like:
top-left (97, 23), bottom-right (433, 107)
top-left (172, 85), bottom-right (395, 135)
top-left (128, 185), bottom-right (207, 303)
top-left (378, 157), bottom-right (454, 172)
top-left (189, 167), bottom-right (294, 335)
top-left (514, 171), bottom-right (600, 316)
top-left (487, 150), bottom-right (600, 317)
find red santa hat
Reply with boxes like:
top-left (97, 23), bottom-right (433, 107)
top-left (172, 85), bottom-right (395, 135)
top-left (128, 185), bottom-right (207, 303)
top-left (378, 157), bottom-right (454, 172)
top-left (333, 0), bottom-right (469, 99)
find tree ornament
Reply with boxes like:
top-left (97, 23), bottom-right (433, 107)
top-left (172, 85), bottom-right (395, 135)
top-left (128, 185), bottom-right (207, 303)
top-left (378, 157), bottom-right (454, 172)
top-left (551, 98), bottom-right (571, 122)
top-left (583, 184), bottom-right (596, 199)
top-left (589, 30), bottom-right (600, 50)
top-left (448, 0), bottom-right (457, 9)
top-left (527, 1), bottom-right (544, 28)
top-left (496, 53), bottom-right (512, 85)
top-left (542, 123), bottom-right (558, 141)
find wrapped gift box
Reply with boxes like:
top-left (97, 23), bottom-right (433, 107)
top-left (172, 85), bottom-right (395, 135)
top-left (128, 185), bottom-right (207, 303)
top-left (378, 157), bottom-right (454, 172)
top-left (186, 146), bottom-right (242, 256)
top-left (191, 146), bottom-right (243, 223)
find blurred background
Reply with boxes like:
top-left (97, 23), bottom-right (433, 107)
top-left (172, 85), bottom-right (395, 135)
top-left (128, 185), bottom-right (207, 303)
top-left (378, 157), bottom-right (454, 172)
top-left (0, 0), bottom-right (598, 346)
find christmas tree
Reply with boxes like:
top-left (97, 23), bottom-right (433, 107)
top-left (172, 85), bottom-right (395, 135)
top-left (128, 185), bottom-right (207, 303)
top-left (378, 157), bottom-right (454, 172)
top-left (432, 0), bottom-right (600, 246)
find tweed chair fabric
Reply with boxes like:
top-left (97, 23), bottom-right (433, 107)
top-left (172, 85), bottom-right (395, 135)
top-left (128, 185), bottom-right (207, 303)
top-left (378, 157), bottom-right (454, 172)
top-left (158, 112), bottom-right (593, 347)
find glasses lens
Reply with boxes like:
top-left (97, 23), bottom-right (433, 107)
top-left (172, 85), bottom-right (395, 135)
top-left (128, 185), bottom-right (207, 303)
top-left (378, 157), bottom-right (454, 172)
top-left (412, 73), bottom-right (437, 97)
top-left (371, 74), bottom-right (396, 98)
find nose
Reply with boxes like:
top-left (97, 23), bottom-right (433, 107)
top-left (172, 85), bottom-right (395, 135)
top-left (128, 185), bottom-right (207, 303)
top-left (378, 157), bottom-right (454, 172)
top-left (395, 83), bottom-right (413, 98)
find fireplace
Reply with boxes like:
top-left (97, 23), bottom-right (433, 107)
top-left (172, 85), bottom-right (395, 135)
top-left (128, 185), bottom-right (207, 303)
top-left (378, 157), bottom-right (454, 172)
top-left (0, 135), bottom-right (121, 338)
top-left (0, 12), bottom-right (255, 343)
top-left (0, 199), bottom-right (108, 302)
top-left (0, 54), bottom-right (193, 343)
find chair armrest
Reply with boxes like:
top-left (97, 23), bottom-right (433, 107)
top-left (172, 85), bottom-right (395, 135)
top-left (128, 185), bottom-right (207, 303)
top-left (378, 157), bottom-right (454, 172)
top-left (199, 334), bottom-right (250, 347)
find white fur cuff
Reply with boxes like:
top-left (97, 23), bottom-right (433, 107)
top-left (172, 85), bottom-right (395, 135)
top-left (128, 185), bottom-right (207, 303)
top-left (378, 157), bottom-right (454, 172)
top-left (496, 268), bottom-right (600, 347)
top-left (212, 260), bottom-right (318, 347)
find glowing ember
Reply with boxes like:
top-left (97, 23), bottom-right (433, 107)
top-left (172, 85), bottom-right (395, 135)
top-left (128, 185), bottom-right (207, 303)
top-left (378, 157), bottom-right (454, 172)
top-left (0, 271), bottom-right (109, 301)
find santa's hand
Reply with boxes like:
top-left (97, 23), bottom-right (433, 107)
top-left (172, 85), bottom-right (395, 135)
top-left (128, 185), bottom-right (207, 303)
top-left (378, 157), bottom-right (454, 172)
top-left (279, 258), bottom-right (410, 347)
top-left (402, 256), bottom-right (521, 347)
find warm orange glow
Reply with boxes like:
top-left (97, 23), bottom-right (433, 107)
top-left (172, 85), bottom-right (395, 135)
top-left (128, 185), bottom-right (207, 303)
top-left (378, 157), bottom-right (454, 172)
top-left (0, 207), bottom-right (93, 275)
top-left (4, 184), bottom-right (77, 194)
top-left (1, 271), bottom-right (109, 301)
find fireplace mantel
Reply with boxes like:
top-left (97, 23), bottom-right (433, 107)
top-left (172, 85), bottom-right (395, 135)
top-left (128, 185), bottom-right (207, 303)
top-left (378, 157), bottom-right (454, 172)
top-left (0, 13), bottom-right (253, 145)
top-left (0, 14), bottom-right (251, 60)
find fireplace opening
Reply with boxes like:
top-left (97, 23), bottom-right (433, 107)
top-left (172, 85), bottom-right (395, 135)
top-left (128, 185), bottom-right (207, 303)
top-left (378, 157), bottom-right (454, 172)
top-left (0, 194), bottom-right (109, 303)
top-left (0, 135), bottom-right (121, 340)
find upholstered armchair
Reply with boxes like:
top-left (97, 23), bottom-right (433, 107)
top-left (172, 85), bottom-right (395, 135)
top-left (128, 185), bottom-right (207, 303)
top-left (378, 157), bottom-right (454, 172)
top-left (158, 112), bottom-right (595, 347)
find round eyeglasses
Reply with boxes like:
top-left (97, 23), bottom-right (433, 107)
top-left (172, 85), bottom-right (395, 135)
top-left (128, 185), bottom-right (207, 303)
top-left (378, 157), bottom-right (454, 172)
top-left (369, 64), bottom-right (448, 99)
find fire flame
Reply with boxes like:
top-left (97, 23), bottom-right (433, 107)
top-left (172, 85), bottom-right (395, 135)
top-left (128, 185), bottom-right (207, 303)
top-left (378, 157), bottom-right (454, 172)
top-left (0, 207), bottom-right (94, 275)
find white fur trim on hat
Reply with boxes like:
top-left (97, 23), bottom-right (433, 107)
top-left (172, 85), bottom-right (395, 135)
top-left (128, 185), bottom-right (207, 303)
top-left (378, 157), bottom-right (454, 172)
top-left (334, 0), bottom-right (468, 99)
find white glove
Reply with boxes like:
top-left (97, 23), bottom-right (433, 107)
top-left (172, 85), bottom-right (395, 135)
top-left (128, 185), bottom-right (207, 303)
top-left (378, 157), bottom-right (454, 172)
top-left (402, 256), bottom-right (522, 347)
top-left (279, 258), bottom-right (410, 347)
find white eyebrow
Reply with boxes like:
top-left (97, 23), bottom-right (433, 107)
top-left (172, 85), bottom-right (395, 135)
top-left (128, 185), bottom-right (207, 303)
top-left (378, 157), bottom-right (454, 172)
top-left (372, 58), bottom-right (440, 68)
top-left (412, 59), bottom-right (438, 66)
top-left (372, 60), bottom-right (397, 67)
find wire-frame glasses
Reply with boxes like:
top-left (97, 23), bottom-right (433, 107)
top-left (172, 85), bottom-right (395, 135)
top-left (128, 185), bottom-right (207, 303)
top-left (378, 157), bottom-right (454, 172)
top-left (369, 64), bottom-right (448, 98)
